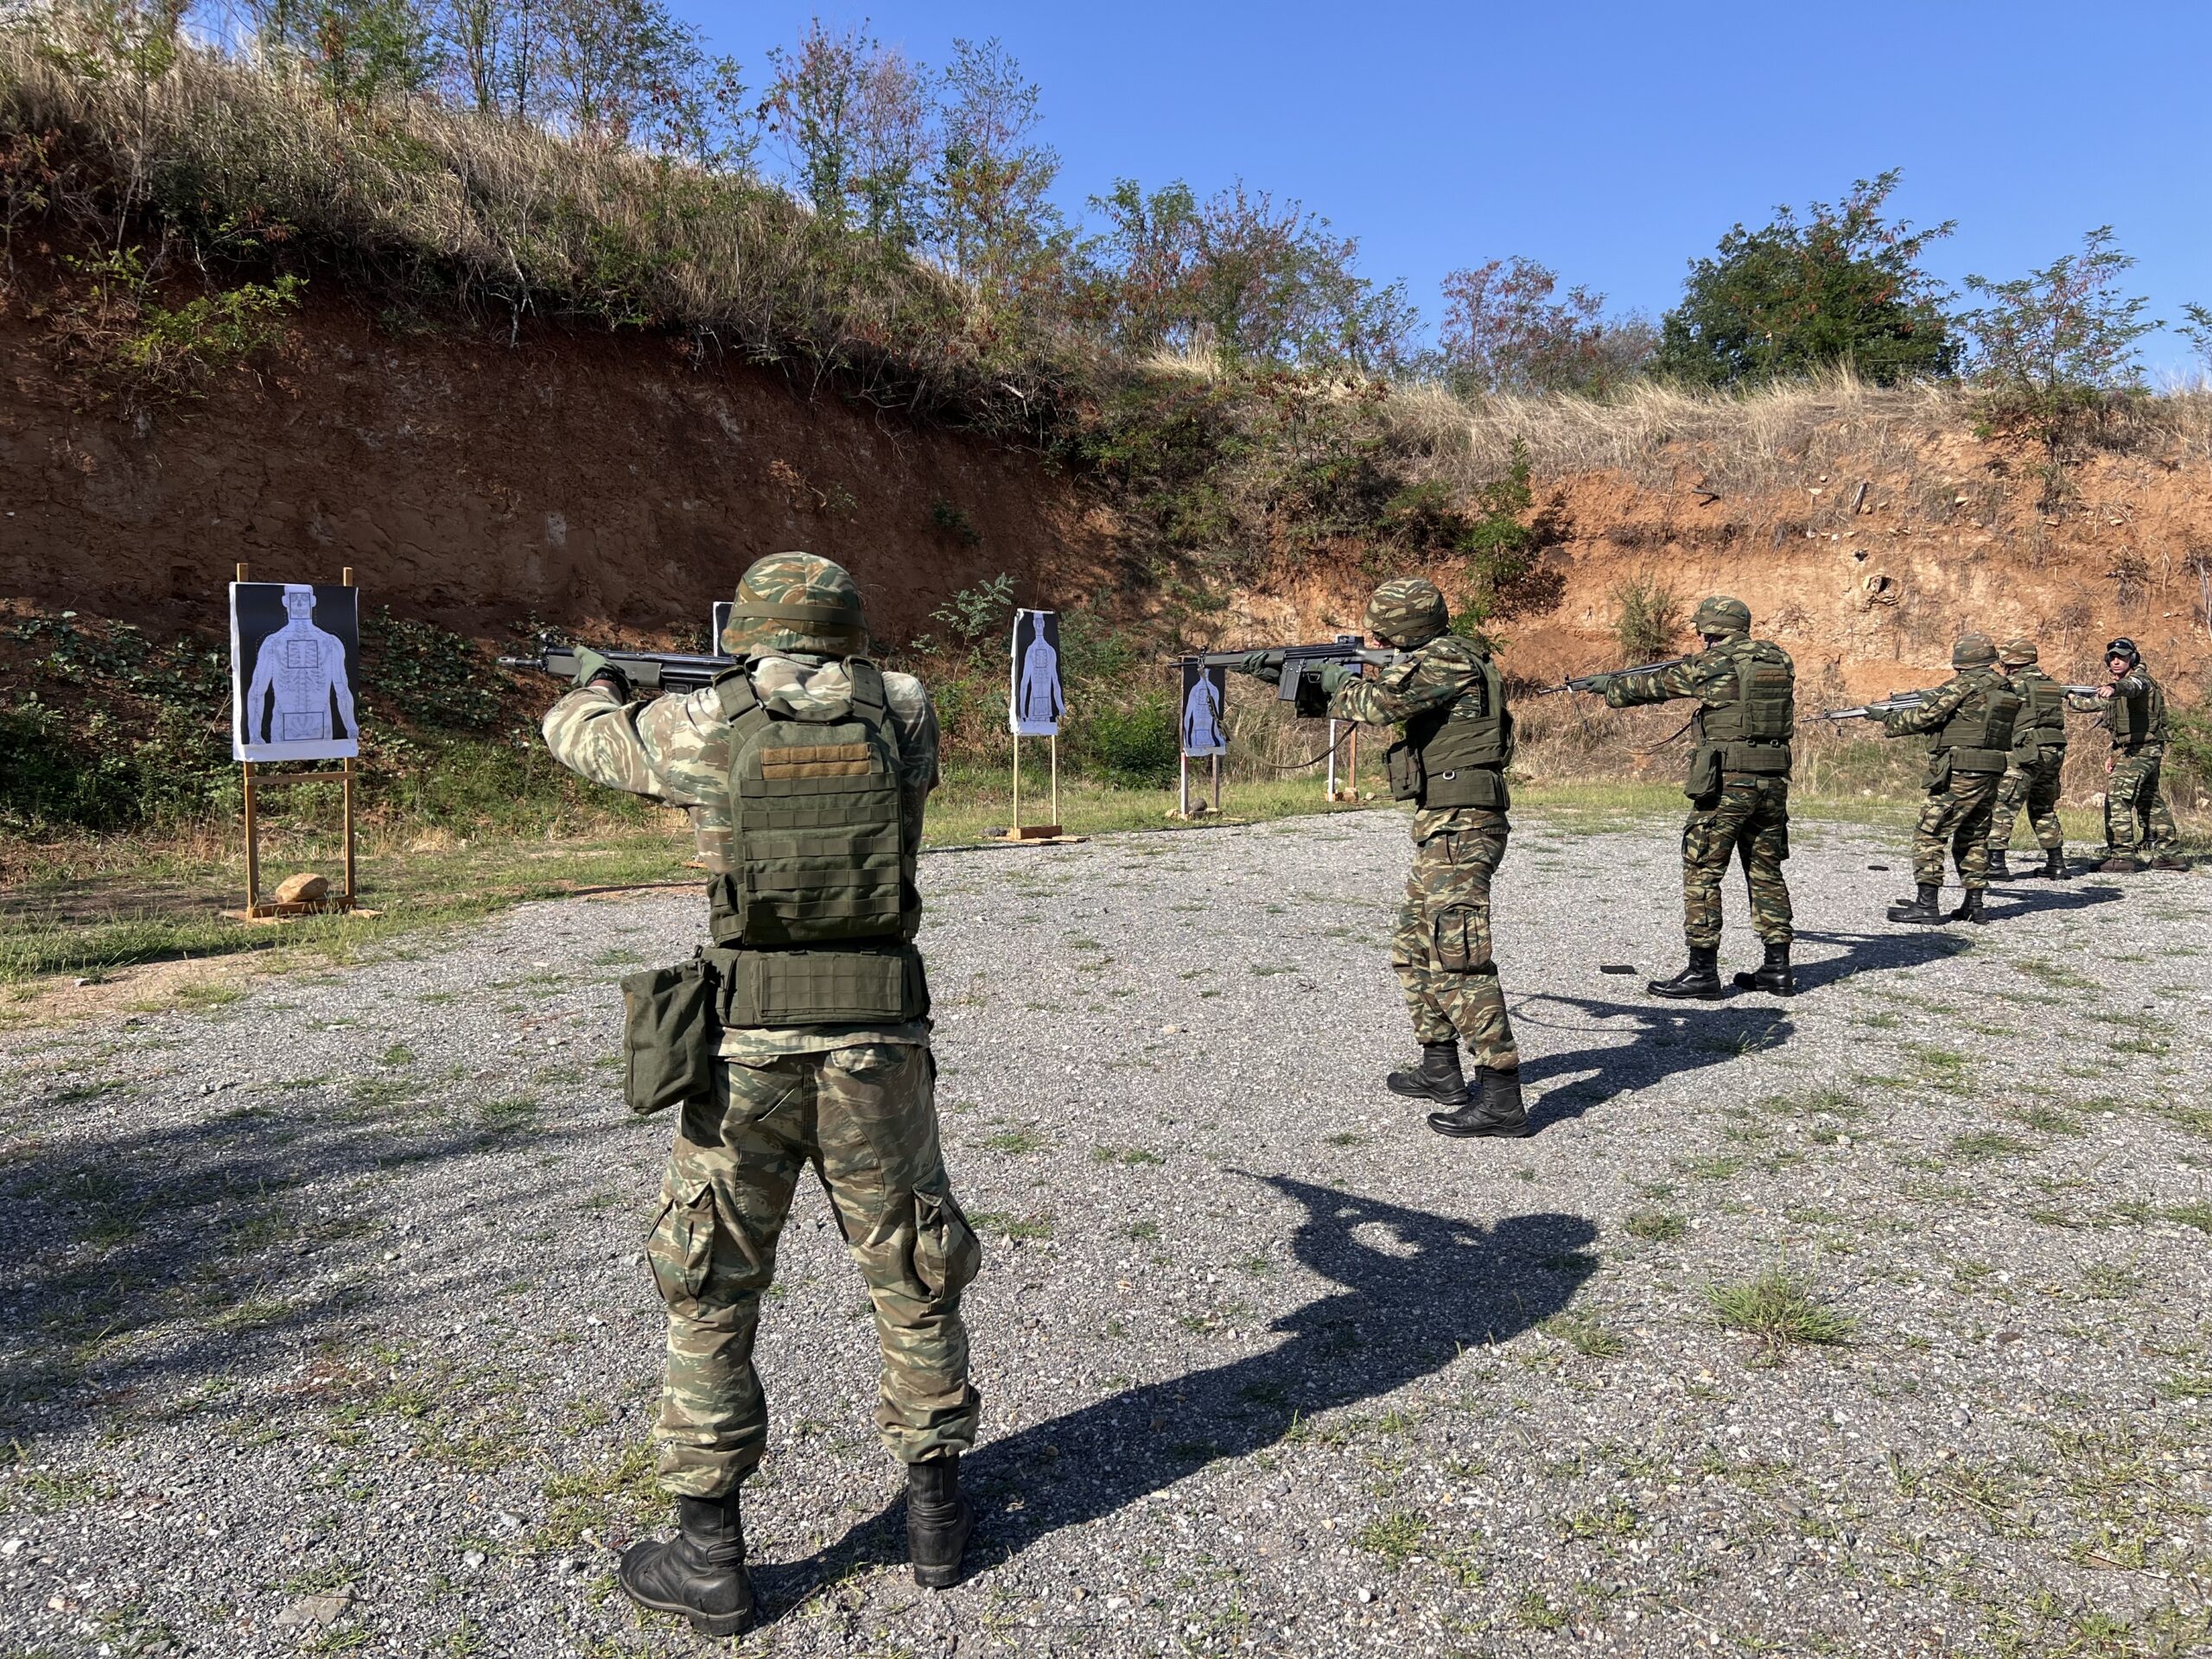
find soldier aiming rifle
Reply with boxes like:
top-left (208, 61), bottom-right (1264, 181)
top-left (1560, 597), bottom-right (1797, 999)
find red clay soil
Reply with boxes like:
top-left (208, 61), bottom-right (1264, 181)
top-left (0, 279), bottom-right (1113, 645)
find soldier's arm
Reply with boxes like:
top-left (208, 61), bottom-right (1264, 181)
top-left (1604, 658), bottom-right (1707, 709)
top-left (1329, 655), bottom-right (1471, 724)
top-left (540, 683), bottom-right (723, 806)
top-left (1883, 679), bottom-right (1967, 736)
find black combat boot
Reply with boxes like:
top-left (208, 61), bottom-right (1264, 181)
top-left (618, 1494), bottom-right (753, 1637)
top-left (2036, 848), bottom-right (2069, 880)
top-left (1732, 941), bottom-right (1795, 995)
top-left (2096, 852), bottom-right (2140, 874)
top-left (1948, 889), bottom-right (1989, 925)
top-left (1887, 884), bottom-right (1946, 924)
top-left (1385, 1042), bottom-right (1470, 1109)
top-left (1427, 1067), bottom-right (1530, 1138)
top-left (907, 1455), bottom-right (974, 1588)
top-left (1986, 849), bottom-right (2012, 880)
top-left (1647, 945), bottom-right (1726, 1001)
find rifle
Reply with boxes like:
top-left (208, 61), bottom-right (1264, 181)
top-left (1813, 690), bottom-right (1933, 722)
top-left (499, 642), bottom-right (734, 695)
top-left (1533, 655), bottom-right (1694, 696)
top-left (2062, 683), bottom-right (2104, 698)
top-left (1184, 636), bottom-right (1407, 718)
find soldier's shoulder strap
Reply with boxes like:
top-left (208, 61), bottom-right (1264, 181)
top-left (845, 658), bottom-right (887, 713)
top-left (711, 664), bottom-right (761, 722)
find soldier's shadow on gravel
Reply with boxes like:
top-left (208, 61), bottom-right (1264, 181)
top-left (753, 1177), bottom-right (1596, 1608)
top-left (1981, 881), bottom-right (2126, 920)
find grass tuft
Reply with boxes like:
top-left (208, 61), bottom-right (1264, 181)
top-left (1707, 1269), bottom-right (1855, 1363)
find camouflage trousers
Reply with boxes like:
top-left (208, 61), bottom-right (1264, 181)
top-left (1683, 776), bottom-right (1793, 949)
top-left (2106, 748), bottom-right (2179, 856)
top-left (1913, 768), bottom-right (2001, 890)
top-left (645, 1043), bottom-right (982, 1498)
top-left (1987, 747), bottom-right (2066, 852)
top-left (1392, 817), bottom-right (1520, 1071)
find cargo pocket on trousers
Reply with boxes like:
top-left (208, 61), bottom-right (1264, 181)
top-left (911, 1189), bottom-right (982, 1300)
top-left (645, 1180), bottom-right (717, 1305)
top-left (1431, 905), bottom-right (1487, 973)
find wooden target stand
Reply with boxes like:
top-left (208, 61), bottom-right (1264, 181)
top-left (1000, 731), bottom-right (1084, 844)
top-left (222, 562), bottom-right (375, 924)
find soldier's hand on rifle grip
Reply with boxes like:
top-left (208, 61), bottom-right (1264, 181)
top-left (1317, 662), bottom-right (1358, 698)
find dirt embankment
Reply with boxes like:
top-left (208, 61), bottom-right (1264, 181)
top-left (0, 282), bottom-right (1112, 644)
top-left (1228, 437), bottom-right (2212, 702)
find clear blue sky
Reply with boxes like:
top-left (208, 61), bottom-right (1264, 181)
top-left (679, 0), bottom-right (2210, 373)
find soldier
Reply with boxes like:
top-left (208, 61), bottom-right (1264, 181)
top-left (1586, 594), bottom-right (1795, 999)
top-left (1242, 578), bottom-right (1528, 1138)
top-left (2067, 637), bottom-right (2187, 874)
top-left (1984, 637), bottom-right (2069, 881)
top-left (540, 554), bottom-right (982, 1634)
top-left (1880, 632), bottom-right (2023, 925)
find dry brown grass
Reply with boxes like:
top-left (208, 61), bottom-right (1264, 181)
top-left (0, 29), bottom-right (1088, 430)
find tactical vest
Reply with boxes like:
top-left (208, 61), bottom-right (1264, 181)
top-left (1693, 640), bottom-right (1795, 776)
top-left (2012, 668), bottom-right (2069, 755)
top-left (701, 660), bottom-right (929, 1026)
top-left (1932, 671), bottom-right (2022, 773)
top-left (2111, 675), bottom-right (2168, 751)
top-left (1387, 652), bottom-right (1511, 810)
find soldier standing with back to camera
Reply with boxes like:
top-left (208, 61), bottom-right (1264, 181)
top-left (1880, 632), bottom-right (2023, 925)
top-left (1240, 578), bottom-right (1529, 1138)
top-left (540, 553), bottom-right (982, 1635)
top-left (2068, 636), bottom-right (2187, 874)
top-left (1586, 595), bottom-right (1796, 999)
top-left (1983, 636), bottom-right (2070, 881)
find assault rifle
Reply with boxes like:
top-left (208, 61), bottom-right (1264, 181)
top-left (1185, 636), bottom-right (1407, 718)
top-left (1818, 683), bottom-right (2107, 722)
top-left (1533, 655), bottom-right (1694, 696)
top-left (499, 642), bottom-right (734, 695)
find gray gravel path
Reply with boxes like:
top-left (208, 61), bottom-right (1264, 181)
top-left (3, 808), bottom-right (2210, 1658)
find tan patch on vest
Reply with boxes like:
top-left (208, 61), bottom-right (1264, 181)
top-left (760, 742), bottom-right (874, 779)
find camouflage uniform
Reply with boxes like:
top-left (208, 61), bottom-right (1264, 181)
top-left (2067, 664), bottom-right (2180, 861)
top-left (1986, 648), bottom-right (2068, 855)
top-left (543, 556), bottom-right (980, 1502)
top-left (1883, 650), bottom-right (2020, 893)
top-left (1331, 614), bottom-right (1519, 1075)
top-left (1603, 625), bottom-right (1794, 950)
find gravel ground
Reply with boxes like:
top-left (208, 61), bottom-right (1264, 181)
top-left (3, 806), bottom-right (2210, 1658)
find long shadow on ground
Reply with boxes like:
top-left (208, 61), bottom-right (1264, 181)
top-left (749, 1177), bottom-right (1596, 1611)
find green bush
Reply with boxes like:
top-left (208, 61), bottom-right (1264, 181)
top-left (1074, 697), bottom-right (1179, 787)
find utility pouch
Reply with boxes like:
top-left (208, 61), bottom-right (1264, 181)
top-left (1384, 740), bottom-right (1424, 803)
top-left (713, 942), bottom-right (930, 1027)
top-left (1926, 750), bottom-right (1955, 793)
top-left (620, 953), bottom-right (721, 1117)
top-left (1685, 744), bottom-right (1723, 800)
top-left (1423, 765), bottom-right (1509, 810)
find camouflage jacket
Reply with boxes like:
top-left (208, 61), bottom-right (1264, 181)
top-left (1605, 631), bottom-right (1793, 756)
top-left (2066, 670), bottom-right (2167, 751)
top-left (1330, 633), bottom-right (1511, 842)
top-left (543, 654), bottom-right (939, 1056)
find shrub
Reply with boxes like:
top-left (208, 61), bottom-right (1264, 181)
top-left (1611, 575), bottom-right (1681, 663)
top-left (1654, 170), bottom-right (1957, 389)
top-left (1074, 697), bottom-right (1179, 788)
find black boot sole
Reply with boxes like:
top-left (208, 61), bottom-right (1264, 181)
top-left (1731, 973), bottom-right (1794, 995)
top-left (1427, 1111), bottom-right (1531, 1139)
top-left (616, 1573), bottom-right (754, 1637)
top-left (1646, 981), bottom-right (1726, 1001)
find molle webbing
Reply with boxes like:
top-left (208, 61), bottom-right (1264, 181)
top-left (2112, 677), bottom-right (2166, 749)
top-left (2018, 671), bottom-right (2069, 746)
top-left (704, 659), bottom-right (926, 1024)
top-left (1934, 674), bottom-right (2021, 772)
top-left (1694, 642), bottom-right (1795, 774)
top-left (1409, 654), bottom-right (1510, 810)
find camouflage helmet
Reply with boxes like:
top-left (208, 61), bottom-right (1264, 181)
top-left (1999, 636), bottom-right (2039, 666)
top-left (1364, 577), bottom-right (1449, 649)
top-left (1952, 632), bottom-right (1999, 668)
top-left (1692, 594), bottom-right (1751, 636)
top-left (721, 552), bottom-right (868, 657)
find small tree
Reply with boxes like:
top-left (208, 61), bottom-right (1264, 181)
top-left (1959, 228), bottom-right (2160, 499)
top-left (929, 39), bottom-right (1070, 313)
top-left (760, 21), bottom-right (935, 246)
top-left (2176, 302), bottom-right (2212, 378)
top-left (1654, 169), bottom-right (1957, 388)
top-left (1438, 255), bottom-right (1654, 396)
